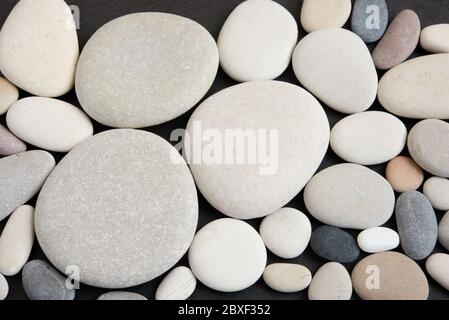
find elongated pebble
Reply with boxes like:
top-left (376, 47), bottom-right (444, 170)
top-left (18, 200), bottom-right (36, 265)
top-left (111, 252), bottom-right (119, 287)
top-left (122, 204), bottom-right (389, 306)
top-left (300, 0), bottom-right (352, 33)
top-left (263, 264), bottom-right (312, 293)
top-left (357, 227), bottom-right (400, 253)
top-left (156, 267), bottom-right (196, 300)
top-left (386, 156), bottom-right (424, 193)
top-left (0, 77), bottom-right (19, 115)
top-left (98, 292), bottom-right (147, 300)
top-left (0, 124), bottom-right (27, 156)
top-left (426, 253), bottom-right (449, 291)
top-left (310, 226), bottom-right (360, 263)
top-left (0, 274), bottom-right (8, 300)
top-left (420, 24), bottom-right (449, 53)
top-left (439, 211), bottom-right (449, 251)
top-left (308, 262), bottom-right (352, 300)
top-left (423, 177), bottom-right (449, 211)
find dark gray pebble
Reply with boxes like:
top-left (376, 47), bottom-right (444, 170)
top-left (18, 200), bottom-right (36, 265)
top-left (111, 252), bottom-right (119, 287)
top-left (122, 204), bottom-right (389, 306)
top-left (310, 226), bottom-right (360, 263)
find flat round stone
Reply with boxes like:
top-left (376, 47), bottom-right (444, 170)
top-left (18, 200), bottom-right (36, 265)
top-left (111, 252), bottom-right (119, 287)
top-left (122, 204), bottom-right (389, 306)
top-left (357, 227), bottom-right (400, 253)
top-left (0, 77), bottom-right (18, 115)
top-left (263, 264), bottom-right (312, 293)
top-left (386, 156), bottom-right (424, 193)
top-left (308, 262), bottom-right (352, 300)
top-left (300, 0), bottom-right (352, 33)
top-left (188, 218), bottom-right (267, 293)
top-left (35, 129), bottom-right (198, 289)
top-left (259, 208), bottom-right (311, 259)
top-left (0, 274), bottom-right (8, 300)
top-left (351, 0), bottom-right (388, 43)
top-left (186, 81), bottom-right (329, 220)
top-left (352, 252), bottom-right (429, 300)
top-left (310, 226), bottom-right (360, 263)
top-left (304, 163), bottom-right (395, 229)
top-left (156, 266), bottom-right (196, 300)
top-left (218, 0), bottom-right (298, 82)
top-left (0, 124), bottom-right (27, 157)
top-left (76, 13), bottom-right (218, 128)
top-left (293, 28), bottom-right (378, 114)
top-left (408, 119), bottom-right (449, 178)
top-left (426, 253), bottom-right (449, 291)
top-left (330, 111), bottom-right (407, 165)
top-left (420, 24), bottom-right (449, 53)
top-left (439, 211), bottom-right (449, 251)
top-left (424, 177), bottom-right (449, 211)
top-left (97, 292), bottom-right (147, 300)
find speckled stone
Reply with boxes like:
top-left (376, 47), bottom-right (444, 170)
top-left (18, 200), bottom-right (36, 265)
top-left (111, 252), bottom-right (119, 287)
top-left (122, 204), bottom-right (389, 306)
top-left (351, 0), bottom-right (388, 43)
top-left (0, 274), bottom-right (8, 300)
top-left (408, 119), bottom-right (449, 178)
top-left (35, 130), bottom-right (198, 289)
top-left (357, 227), bottom-right (400, 253)
top-left (396, 191), bottom-right (437, 260)
top-left (426, 253), bottom-right (449, 291)
top-left (308, 262), bottom-right (352, 300)
top-left (0, 124), bottom-right (27, 156)
top-left (76, 13), bottom-right (218, 128)
top-left (156, 266), bottom-right (196, 300)
top-left (97, 292), bottom-right (147, 300)
top-left (386, 156), bottom-right (424, 193)
top-left (263, 264), bottom-right (312, 293)
top-left (424, 177), bottom-right (449, 211)
top-left (300, 0), bottom-right (352, 33)
top-left (439, 211), bottom-right (449, 251)
top-left (372, 10), bottom-right (421, 70)
top-left (0, 77), bottom-right (19, 115)
top-left (0, 151), bottom-right (55, 222)
top-left (420, 24), bottom-right (449, 53)
top-left (310, 226), bottom-right (360, 263)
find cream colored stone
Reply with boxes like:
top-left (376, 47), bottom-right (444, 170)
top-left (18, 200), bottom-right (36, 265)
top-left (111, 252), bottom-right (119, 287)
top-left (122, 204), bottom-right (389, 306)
top-left (301, 0), bottom-right (352, 33)
top-left (308, 262), bottom-right (352, 300)
top-left (0, 77), bottom-right (18, 115)
top-left (420, 24), bottom-right (449, 53)
top-left (426, 253), bottom-right (449, 291)
top-left (263, 264), bottom-right (312, 293)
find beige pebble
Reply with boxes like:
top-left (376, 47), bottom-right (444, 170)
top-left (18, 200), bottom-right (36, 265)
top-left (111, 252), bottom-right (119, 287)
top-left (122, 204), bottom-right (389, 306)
top-left (308, 262), bottom-right (352, 300)
top-left (0, 273), bottom-right (8, 300)
top-left (426, 253), bottom-right (449, 291)
top-left (420, 24), bottom-right (449, 53)
top-left (386, 156), bottom-right (424, 192)
top-left (439, 211), bottom-right (449, 251)
top-left (0, 77), bottom-right (19, 115)
top-left (263, 263), bottom-right (312, 293)
top-left (300, 0), bottom-right (352, 33)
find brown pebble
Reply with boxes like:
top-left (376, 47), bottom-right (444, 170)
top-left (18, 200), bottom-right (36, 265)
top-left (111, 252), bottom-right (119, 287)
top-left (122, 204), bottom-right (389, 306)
top-left (352, 251), bottom-right (429, 300)
top-left (372, 10), bottom-right (421, 70)
top-left (386, 156), bottom-right (424, 193)
top-left (0, 124), bottom-right (27, 156)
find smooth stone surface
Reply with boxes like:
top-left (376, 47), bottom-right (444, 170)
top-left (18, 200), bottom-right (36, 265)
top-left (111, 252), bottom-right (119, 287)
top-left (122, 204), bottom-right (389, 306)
top-left (0, 205), bottom-right (34, 276)
top-left (372, 10), bottom-right (421, 70)
top-left (259, 208), bottom-right (311, 259)
top-left (310, 226), bottom-right (360, 263)
top-left (396, 191), bottom-right (438, 260)
top-left (420, 24), bottom-right (449, 53)
top-left (0, 0), bottom-right (79, 97)
top-left (22, 260), bottom-right (75, 300)
top-left (424, 177), bottom-right (449, 211)
top-left (386, 156), bottom-right (424, 193)
top-left (357, 227), bottom-right (400, 253)
top-left (378, 54), bottom-right (449, 119)
top-left (76, 13), bottom-right (218, 128)
top-left (408, 119), bottom-right (449, 178)
top-left (0, 274), bottom-right (8, 300)
top-left (330, 111), bottom-right (407, 165)
top-left (98, 292), bottom-right (147, 300)
top-left (156, 266), bottom-right (196, 300)
top-left (308, 262), bottom-right (352, 300)
top-left (189, 218), bottom-right (267, 292)
top-left (186, 81), bottom-right (329, 220)
top-left (0, 151), bottom-right (55, 222)
top-left (263, 264), bottom-right (312, 293)
top-left (293, 28), bottom-right (378, 114)
top-left (7, 97), bottom-right (93, 153)
top-left (300, 0), bottom-right (352, 33)
top-left (351, 0), bottom-right (388, 43)
top-left (0, 77), bottom-right (18, 115)
top-left (304, 163), bottom-right (395, 229)
top-left (426, 253), bottom-right (449, 291)
top-left (218, 0), bottom-right (298, 82)
top-left (35, 130), bottom-right (198, 289)
top-left (0, 124), bottom-right (26, 156)
top-left (352, 252), bottom-right (429, 300)
top-left (439, 211), bottom-right (449, 251)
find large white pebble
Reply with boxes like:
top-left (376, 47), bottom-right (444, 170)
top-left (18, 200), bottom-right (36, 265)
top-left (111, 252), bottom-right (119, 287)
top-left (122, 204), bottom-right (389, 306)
top-left (0, 274), bottom-right (8, 300)
top-left (0, 0), bottom-right (79, 97)
top-left (423, 177), bottom-right (449, 211)
top-left (293, 28), bottom-right (378, 114)
top-left (357, 227), bottom-right (400, 253)
top-left (218, 0), bottom-right (298, 82)
top-left (308, 262), bottom-right (352, 300)
top-left (259, 208), bottom-right (311, 259)
top-left (7, 97), bottom-right (93, 152)
top-left (301, 0), bottom-right (352, 33)
top-left (420, 24), bottom-right (449, 53)
top-left (156, 266), bottom-right (196, 300)
top-left (189, 219), bottom-right (267, 292)
top-left (0, 205), bottom-right (34, 276)
top-left (426, 253), bottom-right (449, 291)
top-left (331, 111), bottom-right (407, 165)
top-left (304, 163), bottom-right (395, 230)
top-left (0, 77), bottom-right (18, 115)
top-left (263, 264), bottom-right (312, 293)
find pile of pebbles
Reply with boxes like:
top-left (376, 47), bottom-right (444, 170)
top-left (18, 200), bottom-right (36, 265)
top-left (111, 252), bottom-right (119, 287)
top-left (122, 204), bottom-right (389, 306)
top-left (0, 0), bottom-right (449, 300)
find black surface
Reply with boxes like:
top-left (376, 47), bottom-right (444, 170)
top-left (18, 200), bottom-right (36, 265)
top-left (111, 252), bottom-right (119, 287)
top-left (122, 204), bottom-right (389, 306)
top-left (0, 0), bottom-right (448, 300)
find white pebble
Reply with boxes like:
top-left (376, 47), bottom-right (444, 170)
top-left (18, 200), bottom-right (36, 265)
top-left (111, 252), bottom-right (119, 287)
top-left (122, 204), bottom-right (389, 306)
top-left (0, 274), bottom-right (8, 300)
top-left (263, 264), bottom-right (312, 293)
top-left (0, 77), bottom-right (19, 115)
top-left (424, 177), bottom-right (449, 211)
top-left (357, 227), bottom-right (400, 253)
top-left (426, 253), bottom-right (449, 291)
top-left (156, 267), bottom-right (196, 300)
top-left (420, 24), bottom-right (449, 53)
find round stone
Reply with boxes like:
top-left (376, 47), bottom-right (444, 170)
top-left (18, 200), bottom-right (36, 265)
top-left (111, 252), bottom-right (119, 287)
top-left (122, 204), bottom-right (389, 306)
top-left (185, 81), bottom-right (329, 220)
top-left (439, 211), bottom-right (449, 251)
top-left (300, 0), bottom-right (352, 33)
top-left (308, 262), bottom-right (352, 300)
top-left (188, 218), bottom-right (267, 293)
top-left (156, 266), bottom-right (196, 300)
top-left (35, 129), bottom-right (198, 289)
top-left (0, 124), bottom-right (27, 157)
top-left (424, 177), bottom-right (449, 211)
top-left (0, 274), bottom-right (8, 300)
top-left (351, 0), bottom-right (388, 43)
top-left (259, 208), bottom-right (311, 259)
top-left (386, 156), bottom-right (424, 193)
top-left (310, 226), bottom-right (360, 263)
top-left (97, 292), bottom-right (147, 300)
top-left (263, 264), bottom-right (312, 293)
top-left (426, 253), bottom-right (449, 291)
top-left (420, 24), bottom-right (449, 53)
top-left (218, 0), bottom-right (298, 82)
top-left (76, 13), bottom-right (218, 128)
top-left (357, 227), bottom-right (400, 254)
top-left (0, 77), bottom-right (19, 115)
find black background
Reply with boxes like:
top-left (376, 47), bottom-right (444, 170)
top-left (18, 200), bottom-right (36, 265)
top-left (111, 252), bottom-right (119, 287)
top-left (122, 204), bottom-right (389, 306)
top-left (1, 0), bottom-right (449, 300)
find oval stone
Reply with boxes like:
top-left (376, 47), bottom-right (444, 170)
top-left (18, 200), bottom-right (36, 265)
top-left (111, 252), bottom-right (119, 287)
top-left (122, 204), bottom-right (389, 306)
top-left (0, 124), bottom-right (27, 156)
top-left (352, 252), bottom-right (429, 300)
top-left (22, 260), bottom-right (75, 300)
top-left (426, 253), bottom-right (449, 291)
top-left (0, 77), bottom-right (18, 115)
top-left (98, 292), bottom-right (147, 300)
top-left (310, 226), bottom-right (360, 263)
top-left (35, 130), bottom-right (198, 289)
top-left (0, 0), bottom-right (79, 97)
top-left (263, 264), bottom-right (312, 293)
top-left (330, 111), bottom-right (407, 165)
top-left (439, 211), bottom-right (449, 251)
top-left (259, 208), bottom-right (311, 259)
top-left (76, 13), bottom-right (218, 128)
top-left (7, 97), bottom-right (93, 153)
top-left (300, 0), bottom-right (352, 33)
top-left (372, 9), bottom-right (421, 70)
top-left (420, 24), bottom-right (449, 53)
top-left (408, 119), bottom-right (449, 178)
top-left (304, 163), bottom-right (395, 229)
top-left (156, 266), bottom-right (196, 300)
top-left (357, 227), bottom-right (400, 253)
top-left (188, 219), bottom-right (267, 293)
top-left (308, 262), bottom-right (352, 300)
top-left (0, 151), bottom-right (55, 222)
top-left (351, 0), bottom-right (388, 43)
top-left (396, 191), bottom-right (438, 260)
top-left (424, 177), bottom-right (449, 211)
top-left (378, 54), bottom-right (449, 119)
top-left (218, 0), bottom-right (298, 82)
top-left (186, 81), bottom-right (329, 220)
top-left (386, 156), bottom-right (424, 193)
top-left (0, 274), bottom-right (8, 300)
top-left (292, 28), bottom-right (378, 114)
